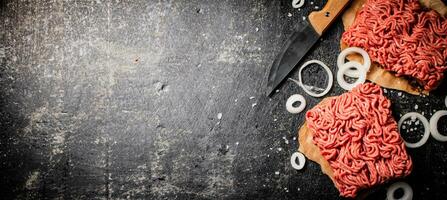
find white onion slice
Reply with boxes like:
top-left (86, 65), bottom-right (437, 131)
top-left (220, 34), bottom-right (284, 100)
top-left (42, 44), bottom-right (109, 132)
top-left (337, 47), bottom-right (371, 78)
top-left (337, 61), bottom-right (366, 91)
top-left (430, 110), bottom-right (447, 142)
top-left (398, 112), bottom-right (430, 148)
top-left (290, 152), bottom-right (306, 170)
top-left (445, 95), bottom-right (447, 108)
top-left (291, 0), bottom-right (305, 8)
top-left (286, 94), bottom-right (306, 114)
top-left (297, 60), bottom-right (333, 97)
top-left (387, 182), bottom-right (413, 200)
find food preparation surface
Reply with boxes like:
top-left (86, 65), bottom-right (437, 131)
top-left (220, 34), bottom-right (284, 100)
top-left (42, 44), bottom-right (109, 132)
top-left (1, 0), bottom-right (446, 199)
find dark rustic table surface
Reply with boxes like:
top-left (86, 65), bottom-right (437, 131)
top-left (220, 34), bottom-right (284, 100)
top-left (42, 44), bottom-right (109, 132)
top-left (1, 0), bottom-right (447, 199)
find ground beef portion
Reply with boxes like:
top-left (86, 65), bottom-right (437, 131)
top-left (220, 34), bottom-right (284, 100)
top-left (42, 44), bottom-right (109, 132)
top-left (342, 0), bottom-right (447, 91)
top-left (306, 83), bottom-right (412, 197)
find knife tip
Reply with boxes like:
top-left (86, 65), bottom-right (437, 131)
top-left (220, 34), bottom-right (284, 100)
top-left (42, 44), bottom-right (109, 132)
top-left (265, 87), bottom-right (276, 97)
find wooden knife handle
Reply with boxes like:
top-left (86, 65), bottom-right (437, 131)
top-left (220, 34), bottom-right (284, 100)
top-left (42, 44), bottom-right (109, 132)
top-left (308, 0), bottom-right (351, 35)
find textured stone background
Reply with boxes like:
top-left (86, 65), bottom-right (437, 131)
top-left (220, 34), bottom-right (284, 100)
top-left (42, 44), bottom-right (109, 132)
top-left (1, 0), bottom-right (446, 199)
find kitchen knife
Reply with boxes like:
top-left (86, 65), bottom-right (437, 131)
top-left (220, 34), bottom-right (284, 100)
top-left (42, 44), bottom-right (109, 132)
top-left (266, 0), bottom-right (351, 97)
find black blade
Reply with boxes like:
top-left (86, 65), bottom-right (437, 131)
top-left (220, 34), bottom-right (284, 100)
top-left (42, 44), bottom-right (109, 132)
top-left (266, 22), bottom-right (320, 96)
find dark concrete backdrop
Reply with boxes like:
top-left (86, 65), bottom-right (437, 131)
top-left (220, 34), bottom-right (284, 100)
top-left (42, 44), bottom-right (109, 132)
top-left (1, 0), bottom-right (446, 199)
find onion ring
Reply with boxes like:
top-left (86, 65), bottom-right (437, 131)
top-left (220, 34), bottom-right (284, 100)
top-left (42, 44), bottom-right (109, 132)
top-left (337, 47), bottom-right (371, 78)
top-left (386, 182), bottom-right (413, 200)
top-left (291, 0), bottom-right (305, 8)
top-left (298, 60), bottom-right (333, 97)
top-left (398, 112), bottom-right (430, 148)
top-left (445, 96), bottom-right (447, 108)
top-left (337, 61), bottom-right (366, 91)
top-left (286, 94), bottom-right (306, 114)
top-left (290, 152), bottom-right (306, 170)
top-left (430, 110), bottom-right (447, 142)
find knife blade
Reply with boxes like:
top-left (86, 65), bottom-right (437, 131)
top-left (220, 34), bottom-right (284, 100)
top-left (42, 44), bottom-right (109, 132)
top-left (266, 0), bottom-right (351, 97)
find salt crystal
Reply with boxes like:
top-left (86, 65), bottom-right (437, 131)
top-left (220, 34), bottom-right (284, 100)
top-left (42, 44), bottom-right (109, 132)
top-left (235, 99), bottom-right (238, 102)
top-left (302, 16), bottom-right (306, 21)
top-left (287, 13), bottom-right (292, 17)
top-left (217, 113), bottom-right (222, 120)
top-left (249, 96), bottom-right (255, 100)
top-left (255, 27), bottom-right (259, 32)
top-left (273, 119), bottom-right (277, 122)
top-left (235, 142), bottom-right (239, 145)
top-left (252, 103), bottom-right (257, 108)
top-left (311, 1), bottom-right (314, 4)
top-left (275, 171), bottom-right (280, 175)
top-left (293, 137), bottom-right (296, 140)
top-left (285, 140), bottom-right (289, 144)
top-left (278, 148), bottom-right (282, 151)
top-left (415, 105), bottom-right (418, 110)
top-left (398, 92), bottom-right (402, 96)
top-left (314, 6), bottom-right (319, 9)
top-left (276, 89), bottom-right (280, 93)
